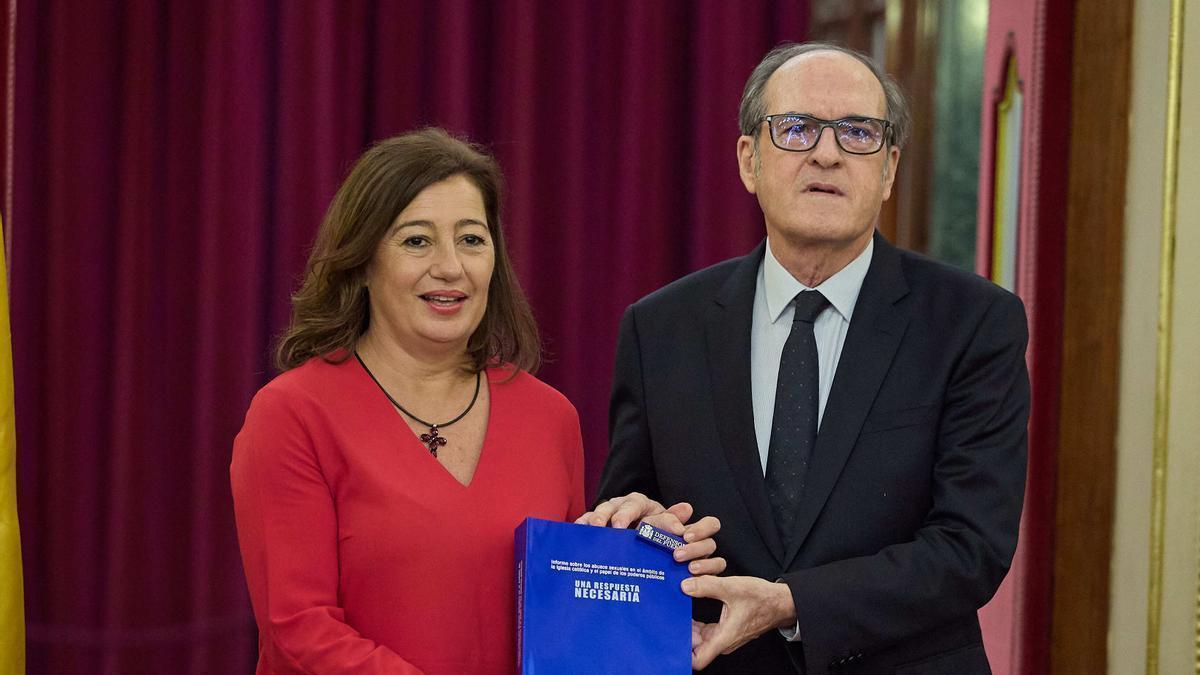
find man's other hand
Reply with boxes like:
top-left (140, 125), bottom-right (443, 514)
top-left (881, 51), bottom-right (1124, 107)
top-left (682, 575), bottom-right (797, 670)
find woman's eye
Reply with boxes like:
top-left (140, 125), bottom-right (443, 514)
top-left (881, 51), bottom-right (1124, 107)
top-left (402, 236), bottom-right (429, 247)
top-left (461, 234), bottom-right (487, 246)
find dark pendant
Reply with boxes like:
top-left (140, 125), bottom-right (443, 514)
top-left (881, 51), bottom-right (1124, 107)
top-left (420, 425), bottom-right (448, 457)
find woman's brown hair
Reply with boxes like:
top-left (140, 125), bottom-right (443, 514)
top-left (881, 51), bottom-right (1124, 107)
top-left (275, 128), bottom-right (540, 374)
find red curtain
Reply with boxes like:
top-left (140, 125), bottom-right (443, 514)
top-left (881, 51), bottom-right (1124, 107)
top-left (4, 1), bottom-right (807, 671)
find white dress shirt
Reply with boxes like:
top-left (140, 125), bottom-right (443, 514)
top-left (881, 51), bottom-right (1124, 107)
top-left (751, 238), bottom-right (873, 474)
top-left (749, 237), bottom-right (873, 643)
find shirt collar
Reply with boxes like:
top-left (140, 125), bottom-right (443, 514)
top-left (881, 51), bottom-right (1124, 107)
top-left (763, 237), bottom-right (874, 324)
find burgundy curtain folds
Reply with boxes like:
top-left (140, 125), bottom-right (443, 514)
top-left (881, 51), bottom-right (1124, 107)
top-left (4, 1), bottom-right (808, 671)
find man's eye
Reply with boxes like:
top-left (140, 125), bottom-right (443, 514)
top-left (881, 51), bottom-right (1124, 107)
top-left (785, 120), bottom-right (814, 135)
top-left (840, 122), bottom-right (877, 141)
top-left (777, 121), bottom-right (813, 143)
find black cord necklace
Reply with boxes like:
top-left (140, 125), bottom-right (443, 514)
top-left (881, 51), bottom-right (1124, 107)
top-left (354, 351), bottom-right (481, 457)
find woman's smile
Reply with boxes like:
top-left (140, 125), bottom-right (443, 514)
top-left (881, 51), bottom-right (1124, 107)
top-left (420, 290), bottom-right (469, 315)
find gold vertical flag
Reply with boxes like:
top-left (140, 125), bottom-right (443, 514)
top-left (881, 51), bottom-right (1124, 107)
top-left (0, 215), bottom-right (24, 673)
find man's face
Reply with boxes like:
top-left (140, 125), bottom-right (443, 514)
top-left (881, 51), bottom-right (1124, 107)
top-left (737, 51), bottom-right (900, 253)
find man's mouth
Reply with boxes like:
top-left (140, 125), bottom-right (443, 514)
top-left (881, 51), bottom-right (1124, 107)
top-left (805, 183), bottom-right (843, 196)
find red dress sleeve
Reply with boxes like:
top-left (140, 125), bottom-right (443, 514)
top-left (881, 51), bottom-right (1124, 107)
top-left (231, 385), bottom-right (427, 674)
top-left (562, 404), bottom-right (587, 522)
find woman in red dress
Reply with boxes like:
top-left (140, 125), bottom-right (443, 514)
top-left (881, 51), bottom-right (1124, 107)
top-left (231, 129), bottom-right (722, 674)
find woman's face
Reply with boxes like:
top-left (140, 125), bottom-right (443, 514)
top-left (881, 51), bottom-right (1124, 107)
top-left (365, 174), bottom-right (495, 355)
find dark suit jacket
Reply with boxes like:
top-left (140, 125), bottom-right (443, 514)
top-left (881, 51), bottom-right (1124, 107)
top-left (596, 234), bottom-right (1029, 674)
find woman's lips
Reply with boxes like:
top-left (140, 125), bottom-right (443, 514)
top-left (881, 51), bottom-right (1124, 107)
top-left (420, 293), bottom-right (467, 315)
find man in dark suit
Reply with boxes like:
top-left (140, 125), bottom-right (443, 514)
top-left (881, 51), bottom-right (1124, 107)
top-left (583, 43), bottom-right (1029, 673)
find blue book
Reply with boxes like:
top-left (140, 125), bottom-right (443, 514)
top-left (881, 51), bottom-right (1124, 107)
top-left (514, 518), bottom-right (692, 674)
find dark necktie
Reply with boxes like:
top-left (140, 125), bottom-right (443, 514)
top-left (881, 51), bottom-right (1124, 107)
top-left (765, 289), bottom-right (830, 548)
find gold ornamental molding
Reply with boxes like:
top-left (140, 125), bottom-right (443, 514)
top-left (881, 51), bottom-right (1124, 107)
top-left (1147, 0), bottom-right (1186, 673)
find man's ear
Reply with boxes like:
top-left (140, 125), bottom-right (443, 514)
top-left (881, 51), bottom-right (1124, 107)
top-left (737, 135), bottom-right (758, 194)
top-left (881, 145), bottom-right (901, 201)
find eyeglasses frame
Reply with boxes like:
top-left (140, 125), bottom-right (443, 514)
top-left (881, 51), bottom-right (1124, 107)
top-left (759, 113), bottom-right (894, 156)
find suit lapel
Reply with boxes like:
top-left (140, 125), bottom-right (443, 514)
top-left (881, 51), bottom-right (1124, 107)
top-left (705, 241), bottom-right (786, 566)
top-left (783, 234), bottom-right (911, 569)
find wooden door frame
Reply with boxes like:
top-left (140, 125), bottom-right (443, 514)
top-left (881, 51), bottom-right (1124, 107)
top-left (1050, 0), bottom-right (1131, 672)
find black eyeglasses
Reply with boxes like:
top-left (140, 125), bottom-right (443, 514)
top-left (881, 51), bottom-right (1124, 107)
top-left (761, 114), bottom-right (892, 155)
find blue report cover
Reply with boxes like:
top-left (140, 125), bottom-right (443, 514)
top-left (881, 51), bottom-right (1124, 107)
top-left (514, 518), bottom-right (691, 674)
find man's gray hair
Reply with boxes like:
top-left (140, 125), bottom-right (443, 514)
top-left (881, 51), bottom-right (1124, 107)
top-left (738, 42), bottom-right (911, 149)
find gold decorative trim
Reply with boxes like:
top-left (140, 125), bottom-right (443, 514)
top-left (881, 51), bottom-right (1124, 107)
top-left (1148, 0), bottom-right (1185, 673)
top-left (991, 55), bottom-right (1021, 290)
top-left (1190, 8), bottom-right (1200, 674)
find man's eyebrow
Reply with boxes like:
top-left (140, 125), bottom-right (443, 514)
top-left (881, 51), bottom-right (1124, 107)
top-left (778, 111), bottom-right (878, 120)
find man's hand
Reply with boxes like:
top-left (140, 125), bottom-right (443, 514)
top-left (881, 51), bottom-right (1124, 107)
top-left (575, 491), bottom-right (666, 529)
top-left (682, 575), bottom-right (797, 670)
top-left (575, 495), bottom-right (726, 575)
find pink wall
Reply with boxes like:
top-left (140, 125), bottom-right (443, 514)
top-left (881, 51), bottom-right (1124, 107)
top-left (975, 1), bottom-right (1074, 673)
